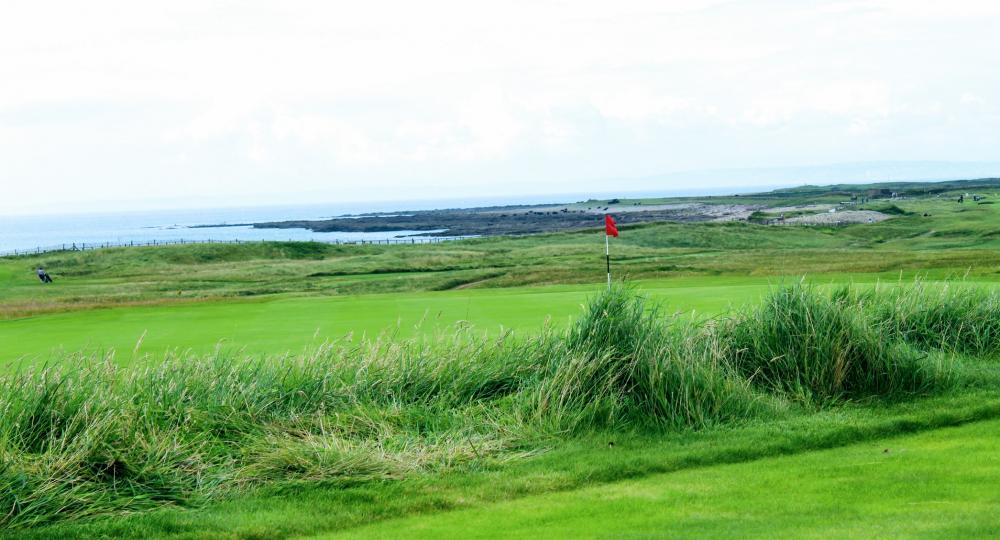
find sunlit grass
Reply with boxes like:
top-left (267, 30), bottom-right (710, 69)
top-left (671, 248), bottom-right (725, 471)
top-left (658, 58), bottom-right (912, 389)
top-left (3, 283), bottom-right (995, 530)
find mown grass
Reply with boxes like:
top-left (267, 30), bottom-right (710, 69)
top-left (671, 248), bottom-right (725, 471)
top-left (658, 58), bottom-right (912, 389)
top-left (331, 418), bottom-right (1000, 539)
top-left (1, 282), bottom-right (994, 532)
top-left (0, 276), bottom-right (771, 365)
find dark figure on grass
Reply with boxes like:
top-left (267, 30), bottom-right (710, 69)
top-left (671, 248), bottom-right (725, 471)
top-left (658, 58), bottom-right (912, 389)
top-left (37, 267), bottom-right (53, 283)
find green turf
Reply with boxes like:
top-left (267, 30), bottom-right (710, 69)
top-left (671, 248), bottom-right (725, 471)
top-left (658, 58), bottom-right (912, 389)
top-left (0, 276), bottom-right (778, 365)
top-left (15, 391), bottom-right (1000, 540)
top-left (5, 274), bottom-right (986, 366)
top-left (325, 418), bottom-right (1000, 539)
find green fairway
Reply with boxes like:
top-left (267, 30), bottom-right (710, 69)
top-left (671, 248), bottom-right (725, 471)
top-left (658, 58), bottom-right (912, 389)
top-left (0, 276), bottom-right (781, 365)
top-left (327, 418), bottom-right (1000, 539)
top-left (3, 273), bottom-right (976, 366)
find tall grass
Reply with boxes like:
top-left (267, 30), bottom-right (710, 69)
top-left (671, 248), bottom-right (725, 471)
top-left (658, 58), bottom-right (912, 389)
top-left (0, 335), bottom-right (545, 529)
top-left (0, 282), bottom-right (982, 529)
top-left (724, 283), bottom-right (934, 402)
top-left (532, 286), bottom-right (764, 431)
top-left (838, 280), bottom-right (1000, 356)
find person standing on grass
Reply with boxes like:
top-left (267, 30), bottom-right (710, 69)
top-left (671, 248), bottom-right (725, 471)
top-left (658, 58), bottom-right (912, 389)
top-left (37, 267), bottom-right (53, 283)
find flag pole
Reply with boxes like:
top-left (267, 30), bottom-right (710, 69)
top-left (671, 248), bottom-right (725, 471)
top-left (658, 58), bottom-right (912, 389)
top-left (606, 232), bottom-right (611, 290)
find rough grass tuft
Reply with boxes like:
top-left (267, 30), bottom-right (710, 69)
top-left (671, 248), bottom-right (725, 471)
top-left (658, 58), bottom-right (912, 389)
top-left (532, 286), bottom-right (764, 431)
top-left (724, 282), bottom-right (935, 402)
top-left (842, 280), bottom-right (1000, 356)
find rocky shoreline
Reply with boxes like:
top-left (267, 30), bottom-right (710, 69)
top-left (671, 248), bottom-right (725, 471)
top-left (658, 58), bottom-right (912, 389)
top-left (249, 202), bottom-right (759, 237)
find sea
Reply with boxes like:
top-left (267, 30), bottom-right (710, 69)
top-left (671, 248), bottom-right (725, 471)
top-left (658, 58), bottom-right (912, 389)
top-left (0, 194), bottom-right (594, 254)
top-left (0, 188), bottom-right (766, 255)
top-left (0, 204), bottom-right (439, 255)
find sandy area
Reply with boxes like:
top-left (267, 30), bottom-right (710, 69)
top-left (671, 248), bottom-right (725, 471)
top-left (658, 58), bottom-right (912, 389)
top-left (598, 203), bottom-right (761, 218)
top-left (492, 202), bottom-right (760, 219)
top-left (785, 210), bottom-right (890, 225)
top-left (767, 204), bottom-right (834, 213)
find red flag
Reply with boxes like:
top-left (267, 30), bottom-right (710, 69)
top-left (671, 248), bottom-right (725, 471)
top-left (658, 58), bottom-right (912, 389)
top-left (605, 214), bottom-right (619, 237)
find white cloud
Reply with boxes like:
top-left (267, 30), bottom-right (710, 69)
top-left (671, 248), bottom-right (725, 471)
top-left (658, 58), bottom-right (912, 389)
top-left (0, 0), bottom-right (999, 213)
top-left (742, 81), bottom-right (892, 126)
top-left (591, 90), bottom-right (693, 124)
top-left (960, 92), bottom-right (986, 107)
top-left (875, 0), bottom-right (1000, 17)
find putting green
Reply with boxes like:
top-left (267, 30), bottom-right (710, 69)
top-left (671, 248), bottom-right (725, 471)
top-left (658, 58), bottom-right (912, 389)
top-left (0, 274), bottom-right (988, 367)
top-left (324, 418), bottom-right (1000, 539)
top-left (0, 276), bottom-right (782, 366)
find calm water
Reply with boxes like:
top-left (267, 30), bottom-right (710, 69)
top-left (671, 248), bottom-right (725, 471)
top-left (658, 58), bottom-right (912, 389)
top-left (0, 203), bottom-right (446, 254)
top-left (0, 194), bottom-right (593, 253)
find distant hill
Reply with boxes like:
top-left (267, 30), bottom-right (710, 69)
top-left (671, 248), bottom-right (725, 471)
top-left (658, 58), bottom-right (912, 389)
top-left (767, 178), bottom-right (1000, 197)
top-left (631, 161), bottom-right (1000, 192)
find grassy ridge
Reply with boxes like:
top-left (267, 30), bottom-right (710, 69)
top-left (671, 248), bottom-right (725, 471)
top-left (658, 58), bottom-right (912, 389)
top-left (2, 283), bottom-right (995, 531)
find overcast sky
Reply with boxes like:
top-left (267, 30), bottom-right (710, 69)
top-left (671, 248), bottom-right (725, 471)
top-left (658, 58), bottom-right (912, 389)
top-left (2, 1), bottom-right (999, 214)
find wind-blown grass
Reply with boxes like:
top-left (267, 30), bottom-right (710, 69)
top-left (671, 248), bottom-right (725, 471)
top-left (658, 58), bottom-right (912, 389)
top-left (0, 283), bottom-right (984, 530)
top-left (724, 282), bottom-right (936, 402)
top-left (532, 286), bottom-right (764, 432)
top-left (0, 337), bottom-right (546, 529)
top-left (838, 280), bottom-right (1000, 356)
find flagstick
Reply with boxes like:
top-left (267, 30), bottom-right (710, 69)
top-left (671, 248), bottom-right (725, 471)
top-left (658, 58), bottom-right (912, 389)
top-left (606, 232), bottom-right (611, 290)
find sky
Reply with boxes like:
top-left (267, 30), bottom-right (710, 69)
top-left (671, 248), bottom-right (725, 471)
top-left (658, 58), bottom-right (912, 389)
top-left (1, 0), bottom-right (999, 214)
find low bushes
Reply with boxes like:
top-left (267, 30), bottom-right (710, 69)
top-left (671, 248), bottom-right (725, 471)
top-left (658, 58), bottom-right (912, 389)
top-left (1, 282), bottom-right (989, 529)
